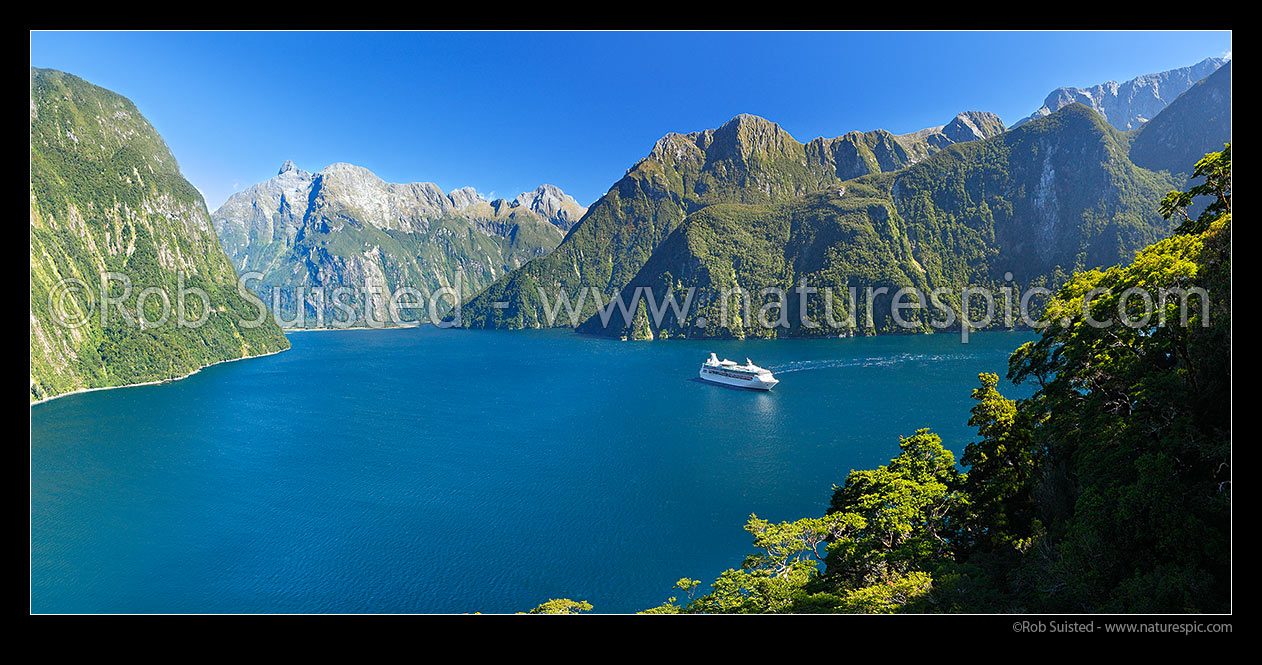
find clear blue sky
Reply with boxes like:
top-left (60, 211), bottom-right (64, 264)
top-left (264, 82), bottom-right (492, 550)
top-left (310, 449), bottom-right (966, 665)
top-left (30, 31), bottom-right (1230, 210)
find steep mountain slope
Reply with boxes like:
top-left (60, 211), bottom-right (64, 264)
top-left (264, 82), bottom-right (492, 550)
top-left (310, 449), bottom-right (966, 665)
top-left (213, 164), bottom-right (583, 326)
top-left (1013, 57), bottom-right (1226, 131)
top-left (30, 68), bottom-right (289, 401)
top-left (1129, 61), bottom-right (1232, 175)
top-left (581, 104), bottom-right (1180, 339)
top-left (460, 111), bottom-right (1004, 329)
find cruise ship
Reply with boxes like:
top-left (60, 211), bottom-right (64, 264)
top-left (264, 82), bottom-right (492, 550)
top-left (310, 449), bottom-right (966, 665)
top-left (699, 353), bottom-right (780, 390)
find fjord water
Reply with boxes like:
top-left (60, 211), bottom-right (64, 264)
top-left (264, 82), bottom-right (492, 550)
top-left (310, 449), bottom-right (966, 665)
top-left (31, 328), bottom-right (1034, 613)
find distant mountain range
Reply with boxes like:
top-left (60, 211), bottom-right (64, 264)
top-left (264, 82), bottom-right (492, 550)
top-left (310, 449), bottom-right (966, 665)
top-left (806, 111), bottom-right (1006, 178)
top-left (1012, 56), bottom-right (1227, 131)
top-left (212, 164), bottom-right (585, 326)
top-left (1129, 61), bottom-right (1232, 175)
top-left (463, 58), bottom-right (1231, 338)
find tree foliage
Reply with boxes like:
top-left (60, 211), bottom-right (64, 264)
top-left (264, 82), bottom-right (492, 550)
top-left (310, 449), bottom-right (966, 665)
top-left (1159, 143), bottom-right (1231, 235)
top-left (526, 598), bottom-right (594, 615)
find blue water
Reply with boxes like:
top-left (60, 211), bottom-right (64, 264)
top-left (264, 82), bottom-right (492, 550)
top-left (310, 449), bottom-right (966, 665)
top-left (31, 328), bottom-right (1034, 613)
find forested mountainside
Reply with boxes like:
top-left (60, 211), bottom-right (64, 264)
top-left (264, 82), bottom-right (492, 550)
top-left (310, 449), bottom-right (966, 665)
top-left (583, 104), bottom-right (1182, 339)
top-left (533, 145), bottom-right (1231, 615)
top-left (459, 111), bottom-right (1005, 330)
top-left (213, 163), bottom-right (583, 327)
top-left (1011, 56), bottom-right (1226, 131)
top-left (30, 68), bottom-right (289, 402)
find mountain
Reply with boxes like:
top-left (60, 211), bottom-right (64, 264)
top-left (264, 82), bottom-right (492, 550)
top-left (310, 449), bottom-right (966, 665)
top-left (581, 104), bottom-right (1182, 339)
top-left (1012, 57), bottom-right (1227, 131)
top-left (212, 165), bottom-right (584, 326)
top-left (459, 111), bottom-right (1005, 329)
top-left (30, 68), bottom-right (289, 402)
top-left (1129, 61), bottom-right (1232, 175)
top-left (514, 184), bottom-right (587, 233)
top-left (806, 111), bottom-right (1006, 180)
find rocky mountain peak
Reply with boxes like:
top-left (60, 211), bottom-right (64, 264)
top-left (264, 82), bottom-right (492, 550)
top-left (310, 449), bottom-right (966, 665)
top-left (317, 162), bottom-right (376, 179)
top-left (272, 160), bottom-right (313, 185)
top-left (705, 113), bottom-right (796, 161)
top-left (514, 184), bottom-right (587, 232)
top-left (942, 112), bottom-right (1006, 143)
top-left (722, 112), bottom-right (774, 130)
top-left (447, 186), bottom-right (487, 210)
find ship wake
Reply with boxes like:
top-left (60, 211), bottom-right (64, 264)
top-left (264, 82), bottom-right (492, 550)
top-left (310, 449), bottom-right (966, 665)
top-left (767, 353), bottom-right (973, 374)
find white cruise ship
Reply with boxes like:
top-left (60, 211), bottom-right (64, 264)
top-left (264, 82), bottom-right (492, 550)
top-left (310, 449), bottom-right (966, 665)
top-left (699, 353), bottom-right (780, 391)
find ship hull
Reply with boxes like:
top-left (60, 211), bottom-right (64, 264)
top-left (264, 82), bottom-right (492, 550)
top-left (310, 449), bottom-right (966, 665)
top-left (698, 368), bottom-right (779, 391)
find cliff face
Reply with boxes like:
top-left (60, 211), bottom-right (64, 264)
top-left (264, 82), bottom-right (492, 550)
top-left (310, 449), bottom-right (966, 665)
top-left (30, 68), bottom-right (289, 402)
top-left (212, 163), bottom-right (583, 326)
top-left (460, 111), bottom-right (1004, 330)
top-left (1012, 57), bottom-right (1227, 131)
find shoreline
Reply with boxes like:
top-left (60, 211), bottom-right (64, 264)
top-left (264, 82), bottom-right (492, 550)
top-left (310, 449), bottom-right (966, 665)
top-left (30, 346), bottom-right (289, 408)
top-left (31, 324), bottom-right (425, 406)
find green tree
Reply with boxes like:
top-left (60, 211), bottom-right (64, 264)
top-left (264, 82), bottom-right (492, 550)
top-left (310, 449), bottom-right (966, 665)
top-left (957, 373), bottom-right (1039, 553)
top-left (1159, 143), bottom-right (1230, 235)
top-left (668, 430), bottom-right (960, 613)
top-left (527, 598), bottom-right (594, 614)
top-left (1008, 211), bottom-right (1230, 611)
